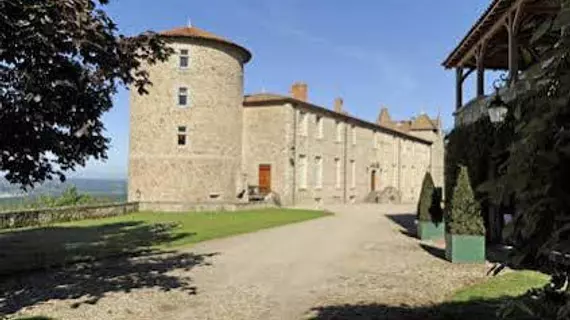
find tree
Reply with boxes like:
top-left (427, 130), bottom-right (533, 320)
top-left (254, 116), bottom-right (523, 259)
top-left (446, 166), bottom-right (485, 236)
top-left (36, 186), bottom-right (94, 208)
top-left (0, 0), bottom-right (172, 188)
top-left (489, 0), bottom-right (570, 271)
top-left (417, 172), bottom-right (443, 223)
top-left (479, 1), bottom-right (570, 317)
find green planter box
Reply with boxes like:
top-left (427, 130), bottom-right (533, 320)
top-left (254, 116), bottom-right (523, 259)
top-left (445, 233), bottom-right (486, 263)
top-left (417, 220), bottom-right (445, 240)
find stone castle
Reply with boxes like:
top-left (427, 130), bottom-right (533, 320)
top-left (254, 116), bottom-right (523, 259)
top-left (128, 26), bottom-right (444, 210)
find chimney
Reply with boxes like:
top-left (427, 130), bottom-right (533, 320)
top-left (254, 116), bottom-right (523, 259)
top-left (290, 82), bottom-right (308, 101)
top-left (334, 97), bottom-right (343, 113)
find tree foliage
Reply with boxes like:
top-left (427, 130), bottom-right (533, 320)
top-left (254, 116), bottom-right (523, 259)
top-left (417, 172), bottom-right (443, 223)
top-left (0, 0), bottom-right (172, 188)
top-left (446, 166), bottom-right (485, 236)
top-left (489, 0), bottom-right (570, 273)
top-left (474, 1), bottom-right (570, 318)
top-left (445, 117), bottom-right (495, 207)
top-left (34, 186), bottom-right (94, 208)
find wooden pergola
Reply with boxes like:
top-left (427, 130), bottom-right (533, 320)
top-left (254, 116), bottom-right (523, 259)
top-left (443, 0), bottom-right (560, 110)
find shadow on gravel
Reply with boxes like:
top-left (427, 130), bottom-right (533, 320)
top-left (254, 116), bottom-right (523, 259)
top-left (419, 243), bottom-right (447, 261)
top-left (308, 296), bottom-right (527, 320)
top-left (385, 213), bottom-right (417, 238)
top-left (0, 221), bottom-right (218, 316)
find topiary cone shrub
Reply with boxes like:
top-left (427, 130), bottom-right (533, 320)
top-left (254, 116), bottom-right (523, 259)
top-left (445, 165), bottom-right (486, 263)
top-left (416, 172), bottom-right (444, 240)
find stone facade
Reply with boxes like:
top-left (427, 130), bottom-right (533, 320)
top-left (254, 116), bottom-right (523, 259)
top-left (129, 36), bottom-right (249, 205)
top-left (128, 26), bottom-right (444, 209)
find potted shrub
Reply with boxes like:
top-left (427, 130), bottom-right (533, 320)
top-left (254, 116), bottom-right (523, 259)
top-left (445, 165), bottom-right (486, 263)
top-left (416, 172), bottom-right (444, 240)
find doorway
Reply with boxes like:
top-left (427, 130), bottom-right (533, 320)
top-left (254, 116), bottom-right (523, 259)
top-left (258, 164), bottom-right (271, 195)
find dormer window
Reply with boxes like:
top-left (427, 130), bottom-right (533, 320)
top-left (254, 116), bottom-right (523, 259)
top-left (179, 49), bottom-right (189, 68)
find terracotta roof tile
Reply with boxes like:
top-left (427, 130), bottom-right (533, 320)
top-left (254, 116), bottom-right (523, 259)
top-left (243, 93), bottom-right (289, 104)
top-left (160, 26), bottom-right (252, 63)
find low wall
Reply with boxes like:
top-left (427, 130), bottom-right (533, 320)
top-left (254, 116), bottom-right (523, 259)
top-left (0, 202), bottom-right (139, 229)
top-left (138, 201), bottom-right (277, 212)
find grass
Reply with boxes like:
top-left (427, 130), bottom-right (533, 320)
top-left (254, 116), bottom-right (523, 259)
top-left (450, 270), bottom-right (549, 302)
top-left (434, 270), bottom-right (550, 320)
top-left (65, 208), bottom-right (329, 248)
top-left (310, 271), bottom-right (551, 319)
top-left (0, 208), bottom-right (328, 275)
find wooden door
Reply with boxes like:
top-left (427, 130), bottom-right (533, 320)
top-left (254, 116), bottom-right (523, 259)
top-left (259, 164), bottom-right (271, 194)
top-left (370, 170), bottom-right (376, 192)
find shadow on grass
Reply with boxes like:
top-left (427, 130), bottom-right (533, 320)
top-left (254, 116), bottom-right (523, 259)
top-left (0, 221), bottom-right (217, 315)
top-left (308, 296), bottom-right (532, 320)
top-left (385, 213), bottom-right (417, 239)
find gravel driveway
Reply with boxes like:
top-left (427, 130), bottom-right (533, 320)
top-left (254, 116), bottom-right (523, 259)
top-left (6, 204), bottom-right (489, 320)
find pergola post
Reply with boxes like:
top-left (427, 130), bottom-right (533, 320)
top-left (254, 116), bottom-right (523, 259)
top-left (476, 44), bottom-right (486, 97)
top-left (507, 6), bottom-right (522, 84)
top-left (456, 67), bottom-right (463, 110)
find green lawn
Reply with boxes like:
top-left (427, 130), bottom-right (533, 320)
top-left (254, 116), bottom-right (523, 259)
top-left (310, 271), bottom-right (550, 319)
top-left (450, 270), bottom-right (549, 303)
top-left (0, 208), bottom-right (328, 275)
top-left (435, 271), bottom-right (550, 320)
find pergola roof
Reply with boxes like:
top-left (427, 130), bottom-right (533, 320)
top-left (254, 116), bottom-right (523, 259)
top-left (442, 0), bottom-right (559, 70)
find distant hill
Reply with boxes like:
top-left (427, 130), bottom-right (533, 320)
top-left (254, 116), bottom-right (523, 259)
top-left (0, 178), bottom-right (127, 199)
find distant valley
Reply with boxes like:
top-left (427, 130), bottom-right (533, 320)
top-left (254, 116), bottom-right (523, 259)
top-left (0, 178), bottom-right (127, 200)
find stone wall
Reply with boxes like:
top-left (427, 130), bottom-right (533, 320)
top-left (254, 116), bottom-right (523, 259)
top-left (242, 104), bottom-right (292, 204)
top-left (407, 129), bottom-right (445, 196)
top-left (0, 202), bottom-right (139, 229)
top-left (129, 38), bottom-right (246, 205)
top-left (138, 201), bottom-right (277, 212)
top-left (242, 102), bottom-right (435, 206)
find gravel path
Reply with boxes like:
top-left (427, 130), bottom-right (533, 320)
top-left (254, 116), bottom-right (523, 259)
top-left (6, 204), bottom-right (490, 320)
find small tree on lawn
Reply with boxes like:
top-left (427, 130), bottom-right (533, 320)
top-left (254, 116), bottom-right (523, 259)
top-left (417, 172), bottom-right (443, 223)
top-left (447, 166), bottom-right (485, 235)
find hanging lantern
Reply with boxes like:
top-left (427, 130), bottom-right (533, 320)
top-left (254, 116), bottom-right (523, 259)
top-left (487, 81), bottom-right (509, 124)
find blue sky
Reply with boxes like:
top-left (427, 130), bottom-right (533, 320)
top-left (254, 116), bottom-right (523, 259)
top-left (74, 0), bottom-right (493, 179)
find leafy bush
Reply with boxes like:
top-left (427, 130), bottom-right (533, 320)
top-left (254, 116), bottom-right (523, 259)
top-left (417, 172), bottom-right (443, 223)
top-left (446, 166), bottom-right (485, 235)
top-left (33, 186), bottom-right (94, 208)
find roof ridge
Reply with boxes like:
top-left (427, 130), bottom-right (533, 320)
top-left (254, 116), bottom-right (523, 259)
top-left (243, 93), bottom-right (432, 144)
top-left (159, 26), bottom-right (252, 63)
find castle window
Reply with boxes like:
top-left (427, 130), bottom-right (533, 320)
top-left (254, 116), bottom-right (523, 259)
top-left (179, 49), bottom-right (189, 68)
top-left (315, 156), bottom-right (323, 189)
top-left (299, 111), bottom-right (308, 136)
top-left (177, 126), bottom-right (187, 146)
top-left (336, 121), bottom-right (343, 142)
top-left (299, 154), bottom-right (308, 189)
top-left (316, 115), bottom-right (324, 139)
top-left (335, 157), bottom-right (341, 189)
top-left (178, 87), bottom-right (188, 106)
top-left (350, 160), bottom-right (356, 188)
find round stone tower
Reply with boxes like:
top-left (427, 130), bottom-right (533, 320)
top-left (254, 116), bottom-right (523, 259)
top-left (128, 26), bottom-right (251, 208)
